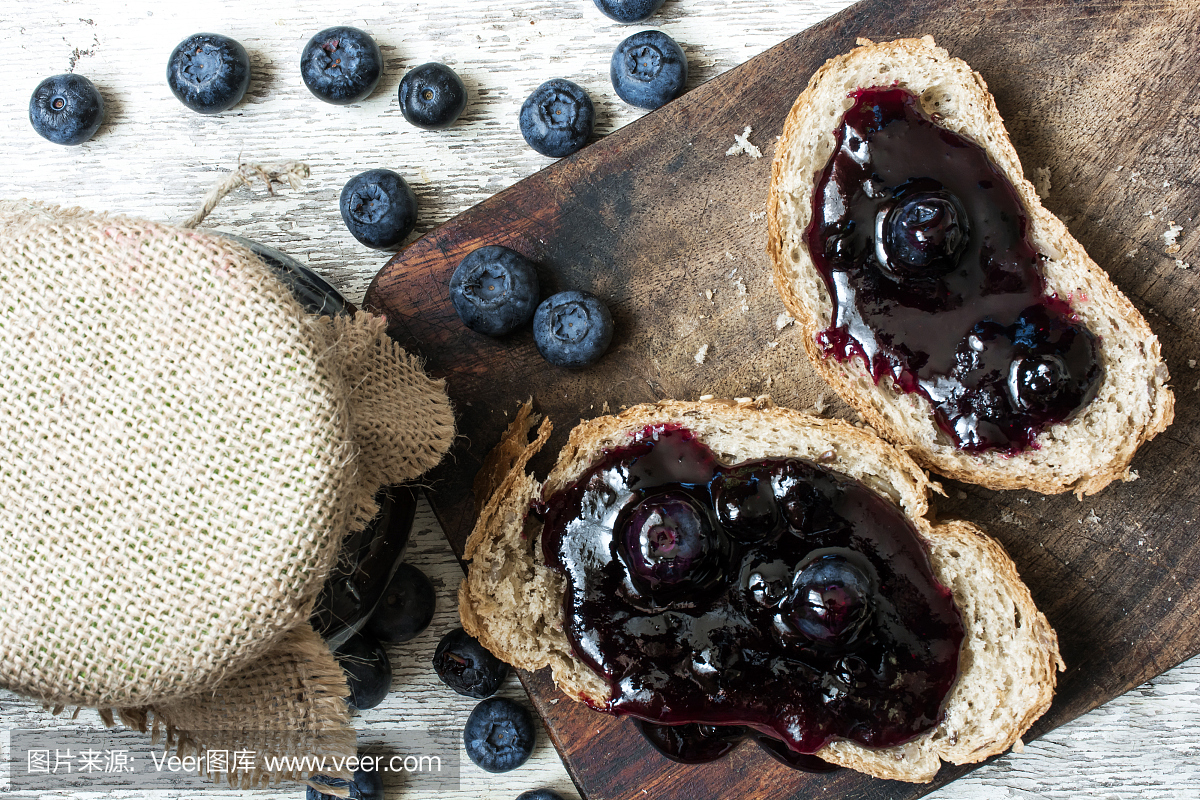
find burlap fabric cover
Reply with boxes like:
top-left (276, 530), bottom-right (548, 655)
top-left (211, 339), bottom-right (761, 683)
top-left (0, 200), bottom-right (456, 786)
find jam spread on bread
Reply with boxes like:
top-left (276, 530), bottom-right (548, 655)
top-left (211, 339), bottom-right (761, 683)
top-left (539, 425), bottom-right (964, 758)
top-left (807, 87), bottom-right (1102, 453)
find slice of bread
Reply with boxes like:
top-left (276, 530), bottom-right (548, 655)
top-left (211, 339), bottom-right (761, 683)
top-left (459, 398), bottom-right (1063, 782)
top-left (766, 36), bottom-right (1174, 497)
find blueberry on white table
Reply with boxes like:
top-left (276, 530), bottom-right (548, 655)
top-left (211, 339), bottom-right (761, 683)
top-left (29, 74), bottom-right (104, 145)
top-left (399, 62), bottom-right (468, 130)
top-left (463, 697), bottom-right (536, 773)
top-left (593, 0), bottom-right (666, 23)
top-left (166, 33), bottom-right (250, 114)
top-left (433, 627), bottom-right (510, 699)
top-left (362, 562), bottom-right (436, 643)
top-left (301, 26), bottom-right (382, 105)
top-left (307, 755), bottom-right (383, 800)
top-left (610, 30), bottom-right (688, 110)
top-left (339, 169), bottom-right (418, 250)
top-left (519, 79), bottom-right (594, 158)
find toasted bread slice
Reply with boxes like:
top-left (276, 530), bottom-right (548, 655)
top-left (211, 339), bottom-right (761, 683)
top-left (460, 399), bottom-right (1062, 782)
top-left (766, 36), bottom-right (1174, 497)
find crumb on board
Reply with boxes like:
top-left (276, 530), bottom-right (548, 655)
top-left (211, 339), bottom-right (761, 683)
top-left (1189, 359), bottom-right (1197, 369)
top-left (749, 209), bottom-right (766, 222)
top-left (775, 312), bottom-right (795, 331)
top-left (1011, 738), bottom-right (1025, 754)
top-left (767, 341), bottom-right (778, 349)
top-left (694, 343), bottom-right (709, 365)
top-left (699, 394), bottom-right (715, 401)
top-left (1178, 259), bottom-right (1191, 270)
top-left (1031, 167), bottom-right (1051, 199)
top-left (1164, 221), bottom-right (1183, 254)
top-left (705, 288), bottom-right (713, 302)
top-left (726, 125), bottom-right (763, 159)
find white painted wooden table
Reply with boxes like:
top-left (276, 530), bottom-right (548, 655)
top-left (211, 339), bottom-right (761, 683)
top-left (0, 1), bottom-right (1196, 798)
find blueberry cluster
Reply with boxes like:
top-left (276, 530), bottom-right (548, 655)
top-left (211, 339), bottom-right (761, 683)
top-left (520, 5), bottom-right (689, 158)
top-left (450, 246), bottom-right (615, 368)
top-left (310, 485), bottom-right (437, 711)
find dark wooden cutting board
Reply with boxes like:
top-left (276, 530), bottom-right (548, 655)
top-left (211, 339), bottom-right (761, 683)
top-left (364, 0), bottom-right (1200, 796)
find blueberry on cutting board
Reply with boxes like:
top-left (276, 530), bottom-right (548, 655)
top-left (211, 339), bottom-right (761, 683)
top-left (463, 697), bottom-right (536, 773)
top-left (301, 26), bottom-right (382, 105)
top-left (340, 169), bottom-right (418, 250)
top-left (610, 30), bottom-right (687, 110)
top-left (433, 627), bottom-right (509, 698)
top-left (516, 791), bottom-right (567, 800)
top-left (167, 33), bottom-right (250, 114)
top-left (519, 79), bottom-right (594, 158)
top-left (398, 62), bottom-right (468, 130)
top-left (533, 290), bottom-right (614, 367)
top-left (449, 246), bottom-right (540, 337)
top-left (29, 74), bottom-right (105, 145)
top-left (335, 632), bottom-right (391, 711)
top-left (593, 0), bottom-right (666, 23)
top-left (363, 562), bottom-right (436, 643)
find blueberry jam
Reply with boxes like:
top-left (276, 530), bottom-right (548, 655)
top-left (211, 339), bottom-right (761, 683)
top-left (807, 88), bottom-right (1102, 453)
top-left (540, 426), bottom-right (964, 756)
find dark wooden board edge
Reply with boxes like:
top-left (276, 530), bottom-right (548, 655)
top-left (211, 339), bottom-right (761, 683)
top-left (372, 0), bottom-right (1200, 797)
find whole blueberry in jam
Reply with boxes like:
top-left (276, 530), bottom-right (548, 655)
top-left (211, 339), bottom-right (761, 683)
top-left (167, 33), bottom-right (250, 114)
top-left (634, 720), bottom-right (747, 763)
top-left (783, 553), bottom-right (874, 645)
top-left (619, 490), bottom-right (728, 598)
top-left (301, 26), bottom-right (382, 105)
top-left (29, 74), bottom-right (105, 145)
top-left (610, 30), bottom-right (688, 110)
top-left (879, 189), bottom-right (969, 276)
top-left (519, 79), bottom-right (594, 158)
top-left (711, 465), bottom-right (782, 541)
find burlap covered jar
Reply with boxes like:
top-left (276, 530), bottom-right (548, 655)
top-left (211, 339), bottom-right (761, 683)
top-left (0, 200), bottom-right (455, 786)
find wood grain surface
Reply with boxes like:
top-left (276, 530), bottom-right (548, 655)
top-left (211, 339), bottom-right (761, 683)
top-left (0, 0), bottom-right (1197, 798)
top-left (363, 0), bottom-right (1200, 798)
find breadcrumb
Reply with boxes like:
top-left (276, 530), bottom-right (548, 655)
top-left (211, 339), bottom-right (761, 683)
top-left (726, 126), bottom-right (762, 159)
top-left (775, 312), bottom-right (796, 331)
top-left (1031, 167), bottom-right (1051, 199)
top-left (694, 343), bottom-right (709, 365)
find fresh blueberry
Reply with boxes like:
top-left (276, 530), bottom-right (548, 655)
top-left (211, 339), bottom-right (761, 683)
top-left (433, 627), bottom-right (510, 699)
top-left (334, 632), bottom-right (391, 710)
top-left (610, 30), bottom-right (687, 110)
top-left (532, 290), bottom-right (614, 368)
top-left (166, 33), bottom-right (250, 114)
top-left (340, 169), bottom-right (418, 250)
top-left (307, 755), bottom-right (384, 800)
top-left (463, 697), bottom-right (536, 773)
top-left (519, 79), bottom-right (594, 158)
top-left (363, 562), bottom-right (436, 643)
top-left (28, 74), bottom-right (104, 145)
top-left (399, 62), bottom-right (468, 130)
top-left (516, 791), bottom-right (567, 800)
top-left (593, 0), bottom-right (667, 23)
top-left (449, 246), bottom-right (540, 337)
top-left (301, 26), bottom-right (382, 105)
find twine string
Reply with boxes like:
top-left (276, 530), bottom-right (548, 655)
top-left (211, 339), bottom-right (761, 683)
top-left (181, 160), bottom-right (311, 229)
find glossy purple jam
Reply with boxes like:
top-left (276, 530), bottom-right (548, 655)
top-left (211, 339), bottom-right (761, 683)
top-left (539, 426), bottom-right (964, 755)
top-left (806, 88), bottom-right (1102, 453)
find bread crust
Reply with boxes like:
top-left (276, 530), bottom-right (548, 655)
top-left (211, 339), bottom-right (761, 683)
top-left (460, 398), bottom-right (1062, 782)
top-left (766, 36), bottom-right (1174, 497)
